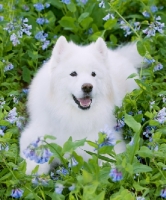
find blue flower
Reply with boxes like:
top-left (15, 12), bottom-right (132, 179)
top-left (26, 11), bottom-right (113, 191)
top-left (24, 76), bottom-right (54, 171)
top-left (99, 0), bottom-right (105, 8)
top-left (144, 58), bottom-right (155, 65)
top-left (56, 167), bottom-right (69, 175)
top-left (55, 183), bottom-right (64, 194)
top-left (119, 20), bottom-right (132, 37)
top-left (68, 157), bottom-right (78, 167)
top-left (0, 16), bottom-right (4, 21)
top-left (142, 11), bottom-right (150, 18)
top-left (0, 4), bottom-right (3, 10)
top-left (4, 63), bottom-right (14, 72)
top-left (36, 18), bottom-right (49, 25)
top-left (45, 3), bottom-right (50, 8)
top-left (34, 3), bottom-right (44, 11)
top-left (11, 188), bottom-right (24, 199)
top-left (114, 118), bottom-right (125, 131)
top-left (35, 31), bottom-right (48, 42)
top-left (153, 63), bottom-right (163, 72)
top-left (42, 40), bottom-right (50, 50)
top-left (150, 5), bottom-right (158, 13)
top-left (69, 184), bottom-right (75, 191)
top-left (161, 188), bottom-right (166, 198)
top-left (61, 0), bottom-right (70, 4)
top-left (109, 168), bottom-right (123, 182)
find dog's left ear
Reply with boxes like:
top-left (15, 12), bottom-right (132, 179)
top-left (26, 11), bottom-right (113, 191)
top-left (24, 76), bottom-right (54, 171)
top-left (95, 37), bottom-right (108, 58)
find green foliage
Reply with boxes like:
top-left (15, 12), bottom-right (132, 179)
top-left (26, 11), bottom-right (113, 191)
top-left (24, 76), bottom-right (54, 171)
top-left (0, 0), bottom-right (166, 199)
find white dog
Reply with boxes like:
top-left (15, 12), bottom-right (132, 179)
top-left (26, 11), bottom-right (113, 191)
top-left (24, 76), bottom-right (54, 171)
top-left (20, 36), bottom-right (142, 174)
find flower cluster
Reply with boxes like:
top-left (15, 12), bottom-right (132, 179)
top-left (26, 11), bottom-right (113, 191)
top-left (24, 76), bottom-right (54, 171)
top-left (143, 16), bottom-right (165, 37)
top-left (35, 31), bottom-right (50, 50)
top-left (4, 18), bottom-right (32, 46)
top-left (36, 18), bottom-right (49, 25)
top-left (11, 188), bottom-right (24, 199)
top-left (155, 107), bottom-right (166, 124)
top-left (99, 125), bottom-right (116, 148)
top-left (143, 126), bottom-right (155, 141)
top-left (114, 118), bottom-right (125, 131)
top-left (56, 167), bottom-right (69, 175)
top-left (61, 0), bottom-right (71, 4)
top-left (4, 63), bottom-right (14, 72)
top-left (109, 168), bottom-right (123, 182)
top-left (153, 63), bottom-right (163, 72)
top-left (23, 137), bottom-right (53, 164)
top-left (34, 3), bottom-right (50, 12)
top-left (32, 175), bottom-right (50, 186)
top-left (103, 13), bottom-right (114, 21)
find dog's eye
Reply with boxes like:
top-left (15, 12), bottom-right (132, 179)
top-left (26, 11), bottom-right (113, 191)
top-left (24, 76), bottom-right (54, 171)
top-left (70, 71), bottom-right (77, 77)
top-left (91, 72), bottom-right (96, 77)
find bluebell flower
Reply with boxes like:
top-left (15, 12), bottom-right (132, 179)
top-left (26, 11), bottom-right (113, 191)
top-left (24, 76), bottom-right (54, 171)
top-left (0, 143), bottom-right (9, 151)
top-left (114, 118), bottom-right (125, 131)
top-left (34, 3), bottom-right (44, 11)
top-left (56, 167), bottom-right (69, 175)
top-left (119, 20), bottom-right (132, 37)
top-left (6, 107), bottom-right (18, 124)
top-left (144, 58), bottom-right (155, 65)
top-left (10, 33), bottom-right (20, 46)
top-left (69, 184), bottom-right (75, 191)
top-left (99, 125), bottom-right (116, 147)
top-left (103, 13), bottom-right (114, 21)
top-left (142, 11), bottom-right (150, 18)
top-left (161, 188), bottom-right (166, 198)
top-left (0, 129), bottom-right (4, 136)
top-left (35, 31), bottom-right (48, 42)
top-left (22, 88), bottom-right (29, 94)
top-left (150, 5), bottom-right (158, 13)
top-left (0, 4), bottom-right (3, 10)
top-left (99, 0), bottom-right (105, 8)
top-left (129, 137), bottom-right (134, 146)
top-left (155, 107), bottom-right (166, 124)
top-left (55, 183), bottom-right (64, 194)
top-left (32, 175), bottom-right (50, 186)
top-left (4, 63), bottom-right (14, 72)
top-left (134, 22), bottom-right (141, 31)
top-left (23, 137), bottom-right (53, 164)
top-left (42, 40), bottom-right (50, 50)
top-left (68, 157), bottom-right (78, 167)
top-left (109, 168), bottom-right (123, 182)
top-left (153, 63), bottom-right (163, 72)
top-left (0, 16), bottom-right (4, 21)
top-left (36, 18), bottom-right (49, 25)
top-left (45, 3), bottom-right (50, 8)
top-left (11, 188), bottom-right (24, 199)
top-left (61, 0), bottom-right (70, 4)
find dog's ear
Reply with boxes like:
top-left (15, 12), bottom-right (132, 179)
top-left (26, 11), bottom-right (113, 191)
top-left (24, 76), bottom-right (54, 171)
top-left (95, 37), bottom-right (108, 58)
top-left (52, 36), bottom-right (68, 62)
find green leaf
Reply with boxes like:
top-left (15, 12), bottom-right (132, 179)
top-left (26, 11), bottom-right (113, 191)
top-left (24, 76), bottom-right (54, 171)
top-left (149, 120), bottom-right (160, 126)
top-left (80, 17), bottom-right (93, 29)
top-left (104, 19), bottom-right (117, 30)
top-left (124, 114), bottom-right (141, 133)
top-left (59, 16), bottom-right (78, 32)
top-left (44, 135), bottom-right (56, 141)
top-left (137, 146), bottom-right (154, 158)
top-left (62, 137), bottom-right (86, 153)
top-left (78, 12), bottom-right (90, 23)
top-left (137, 40), bottom-right (146, 56)
top-left (133, 162), bottom-right (152, 173)
top-left (22, 66), bottom-right (31, 83)
top-left (127, 73), bottom-right (138, 79)
top-left (145, 111), bottom-right (154, 119)
top-left (67, 2), bottom-right (76, 12)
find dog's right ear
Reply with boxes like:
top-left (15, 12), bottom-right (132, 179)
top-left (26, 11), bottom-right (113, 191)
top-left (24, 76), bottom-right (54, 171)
top-left (52, 36), bottom-right (68, 62)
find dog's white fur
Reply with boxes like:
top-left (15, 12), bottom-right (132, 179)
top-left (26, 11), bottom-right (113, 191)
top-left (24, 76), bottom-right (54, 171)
top-left (20, 36), bottom-right (143, 174)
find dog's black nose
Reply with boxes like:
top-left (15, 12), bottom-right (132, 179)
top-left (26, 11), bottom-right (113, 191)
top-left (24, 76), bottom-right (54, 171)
top-left (82, 83), bottom-right (93, 93)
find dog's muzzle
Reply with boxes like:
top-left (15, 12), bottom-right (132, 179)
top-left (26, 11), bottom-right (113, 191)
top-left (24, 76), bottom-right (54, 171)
top-left (72, 95), bottom-right (92, 110)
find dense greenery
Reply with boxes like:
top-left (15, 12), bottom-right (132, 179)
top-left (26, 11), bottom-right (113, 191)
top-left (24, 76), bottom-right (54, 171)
top-left (0, 0), bottom-right (166, 199)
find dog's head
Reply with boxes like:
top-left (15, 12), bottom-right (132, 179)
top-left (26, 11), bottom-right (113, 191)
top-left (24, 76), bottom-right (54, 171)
top-left (50, 36), bottom-right (111, 110)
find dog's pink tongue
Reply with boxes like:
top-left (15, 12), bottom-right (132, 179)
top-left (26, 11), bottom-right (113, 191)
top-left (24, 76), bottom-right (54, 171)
top-left (78, 97), bottom-right (91, 107)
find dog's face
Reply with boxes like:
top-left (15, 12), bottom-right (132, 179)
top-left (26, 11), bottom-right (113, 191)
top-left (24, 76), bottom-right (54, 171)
top-left (50, 36), bottom-right (111, 110)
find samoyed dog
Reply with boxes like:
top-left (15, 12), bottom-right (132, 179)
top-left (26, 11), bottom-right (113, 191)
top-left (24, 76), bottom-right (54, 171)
top-left (20, 36), bottom-right (142, 174)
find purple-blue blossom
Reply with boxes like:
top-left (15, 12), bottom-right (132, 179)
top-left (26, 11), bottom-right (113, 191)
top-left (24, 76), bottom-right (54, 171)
top-left (55, 183), bottom-right (64, 194)
top-left (109, 168), bottom-right (123, 182)
top-left (42, 40), bottom-right (50, 50)
top-left (35, 31), bottom-right (48, 42)
top-left (56, 167), bottom-right (69, 175)
top-left (150, 5), bottom-right (158, 13)
top-left (23, 137), bottom-right (53, 164)
top-left (155, 107), bottom-right (166, 124)
top-left (0, 4), bottom-right (3, 10)
top-left (161, 188), bottom-right (166, 198)
top-left (153, 63), bottom-right (163, 72)
top-left (34, 3), bottom-right (44, 11)
top-left (10, 33), bottom-right (20, 46)
top-left (142, 11), bottom-right (150, 18)
top-left (11, 188), bottom-right (24, 199)
top-left (45, 3), bottom-right (50, 8)
top-left (99, 0), bottom-right (105, 8)
top-left (119, 20), bottom-right (132, 37)
top-left (144, 58), bottom-right (155, 65)
top-left (36, 18), bottom-right (49, 25)
top-left (0, 16), bottom-right (4, 21)
top-left (4, 63), bottom-right (14, 72)
top-left (103, 13), bottom-right (114, 21)
top-left (61, 0), bottom-right (71, 4)
top-left (68, 157), bottom-right (78, 167)
top-left (114, 118), bottom-right (125, 131)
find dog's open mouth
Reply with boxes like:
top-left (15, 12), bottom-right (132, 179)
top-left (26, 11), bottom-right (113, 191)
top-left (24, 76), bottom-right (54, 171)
top-left (72, 95), bottom-right (92, 110)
